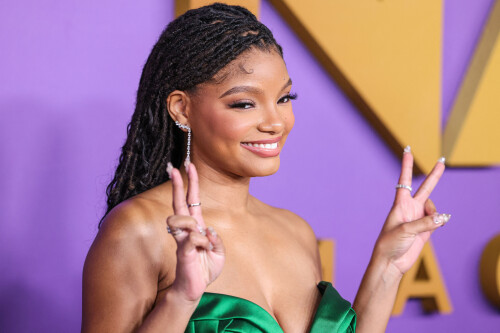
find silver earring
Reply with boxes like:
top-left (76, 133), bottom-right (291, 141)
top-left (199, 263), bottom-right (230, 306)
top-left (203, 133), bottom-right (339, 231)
top-left (175, 121), bottom-right (191, 169)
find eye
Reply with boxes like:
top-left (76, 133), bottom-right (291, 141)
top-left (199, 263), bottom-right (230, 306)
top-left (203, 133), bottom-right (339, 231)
top-left (228, 100), bottom-right (255, 109)
top-left (278, 92), bottom-right (298, 104)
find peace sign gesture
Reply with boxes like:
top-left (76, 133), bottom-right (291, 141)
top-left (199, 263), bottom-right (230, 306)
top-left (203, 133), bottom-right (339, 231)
top-left (375, 147), bottom-right (450, 275)
top-left (166, 163), bottom-right (225, 302)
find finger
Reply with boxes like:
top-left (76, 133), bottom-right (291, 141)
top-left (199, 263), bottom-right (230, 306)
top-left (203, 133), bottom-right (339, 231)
top-left (395, 147), bottom-right (414, 201)
top-left (398, 213), bottom-right (451, 236)
top-left (180, 231), bottom-right (213, 255)
top-left (186, 164), bottom-right (205, 227)
top-left (167, 215), bottom-right (205, 242)
top-left (206, 226), bottom-right (224, 255)
top-left (167, 215), bottom-right (201, 232)
top-left (424, 198), bottom-right (437, 216)
top-left (414, 158), bottom-right (445, 202)
top-left (171, 167), bottom-right (190, 216)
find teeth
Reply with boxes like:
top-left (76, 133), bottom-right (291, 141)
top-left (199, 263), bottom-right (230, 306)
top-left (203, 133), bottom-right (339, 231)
top-left (243, 142), bottom-right (278, 149)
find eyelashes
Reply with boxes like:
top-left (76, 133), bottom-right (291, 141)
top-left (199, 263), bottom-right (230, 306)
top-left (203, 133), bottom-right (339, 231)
top-left (280, 92), bottom-right (298, 103)
top-left (228, 100), bottom-right (254, 109)
top-left (228, 92), bottom-right (298, 109)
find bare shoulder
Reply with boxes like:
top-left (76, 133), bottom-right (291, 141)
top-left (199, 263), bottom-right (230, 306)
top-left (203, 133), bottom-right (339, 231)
top-left (94, 193), bottom-right (175, 261)
top-left (97, 194), bottom-right (171, 247)
top-left (82, 189), bottom-right (176, 332)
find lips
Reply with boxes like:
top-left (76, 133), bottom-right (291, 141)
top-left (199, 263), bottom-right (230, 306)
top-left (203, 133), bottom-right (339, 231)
top-left (241, 137), bottom-right (282, 157)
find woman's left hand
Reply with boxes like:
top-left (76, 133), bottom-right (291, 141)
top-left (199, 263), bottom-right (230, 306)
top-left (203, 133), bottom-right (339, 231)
top-left (374, 147), bottom-right (450, 276)
top-left (353, 147), bottom-right (451, 332)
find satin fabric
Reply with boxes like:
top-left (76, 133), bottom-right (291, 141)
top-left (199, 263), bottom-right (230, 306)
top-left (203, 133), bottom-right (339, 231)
top-left (185, 281), bottom-right (356, 332)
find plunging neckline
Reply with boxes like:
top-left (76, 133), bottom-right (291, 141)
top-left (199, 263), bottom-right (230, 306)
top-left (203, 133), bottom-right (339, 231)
top-left (202, 291), bottom-right (281, 326)
top-left (187, 281), bottom-right (356, 333)
top-left (203, 292), bottom-right (279, 325)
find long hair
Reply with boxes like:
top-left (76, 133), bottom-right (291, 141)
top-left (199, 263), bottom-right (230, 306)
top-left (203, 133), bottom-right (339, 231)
top-left (101, 3), bottom-right (283, 226)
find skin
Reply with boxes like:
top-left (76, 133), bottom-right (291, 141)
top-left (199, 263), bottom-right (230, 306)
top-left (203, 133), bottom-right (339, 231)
top-left (82, 48), bottom-right (447, 333)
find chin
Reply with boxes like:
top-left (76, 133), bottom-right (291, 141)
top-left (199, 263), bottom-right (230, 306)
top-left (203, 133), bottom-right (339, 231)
top-left (247, 158), bottom-right (281, 177)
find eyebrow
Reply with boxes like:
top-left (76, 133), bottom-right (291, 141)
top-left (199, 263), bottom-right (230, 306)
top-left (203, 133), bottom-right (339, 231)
top-left (218, 78), bottom-right (293, 99)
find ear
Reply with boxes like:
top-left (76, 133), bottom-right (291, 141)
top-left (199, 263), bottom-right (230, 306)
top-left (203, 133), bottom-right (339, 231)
top-left (166, 90), bottom-right (191, 131)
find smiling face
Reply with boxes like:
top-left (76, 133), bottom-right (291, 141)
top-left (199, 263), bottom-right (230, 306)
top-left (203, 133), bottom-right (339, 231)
top-left (186, 48), bottom-right (295, 178)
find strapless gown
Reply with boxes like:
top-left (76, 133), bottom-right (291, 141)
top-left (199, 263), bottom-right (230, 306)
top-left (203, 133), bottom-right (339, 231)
top-left (185, 281), bottom-right (356, 332)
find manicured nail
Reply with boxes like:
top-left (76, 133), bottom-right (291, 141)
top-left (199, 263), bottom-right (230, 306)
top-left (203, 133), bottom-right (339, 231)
top-left (184, 159), bottom-right (191, 172)
top-left (404, 145), bottom-right (411, 153)
top-left (197, 225), bottom-right (206, 236)
top-left (166, 162), bottom-right (173, 178)
top-left (167, 226), bottom-right (182, 236)
top-left (433, 212), bottom-right (451, 225)
top-left (438, 156), bottom-right (446, 164)
top-left (207, 226), bottom-right (217, 237)
top-left (208, 243), bottom-right (214, 251)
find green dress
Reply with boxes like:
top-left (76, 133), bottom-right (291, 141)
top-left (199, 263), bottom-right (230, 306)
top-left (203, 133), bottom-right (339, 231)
top-left (185, 281), bottom-right (356, 332)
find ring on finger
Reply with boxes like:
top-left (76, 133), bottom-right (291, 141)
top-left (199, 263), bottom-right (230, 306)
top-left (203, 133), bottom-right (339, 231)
top-left (188, 202), bottom-right (201, 208)
top-left (395, 184), bottom-right (412, 192)
top-left (167, 226), bottom-right (183, 236)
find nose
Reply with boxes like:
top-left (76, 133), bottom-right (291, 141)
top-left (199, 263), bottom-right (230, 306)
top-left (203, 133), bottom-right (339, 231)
top-left (257, 106), bottom-right (285, 134)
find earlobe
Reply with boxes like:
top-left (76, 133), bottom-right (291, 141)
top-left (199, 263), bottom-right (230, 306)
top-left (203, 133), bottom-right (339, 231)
top-left (166, 90), bottom-right (190, 127)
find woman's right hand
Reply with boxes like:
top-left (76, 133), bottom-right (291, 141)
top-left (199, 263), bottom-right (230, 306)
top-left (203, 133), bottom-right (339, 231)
top-left (166, 163), bottom-right (225, 303)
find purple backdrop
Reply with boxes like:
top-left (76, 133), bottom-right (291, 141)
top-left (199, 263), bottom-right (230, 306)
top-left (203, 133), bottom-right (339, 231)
top-left (1, 0), bottom-right (499, 332)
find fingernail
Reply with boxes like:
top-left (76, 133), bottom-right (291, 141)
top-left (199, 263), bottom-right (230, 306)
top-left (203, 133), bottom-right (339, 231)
top-left (207, 226), bottom-right (217, 237)
top-left (166, 162), bottom-right (173, 178)
top-left (184, 159), bottom-right (191, 172)
top-left (167, 226), bottom-right (182, 236)
top-left (438, 156), bottom-right (446, 164)
top-left (209, 243), bottom-right (214, 251)
top-left (404, 145), bottom-right (411, 153)
top-left (433, 212), bottom-right (443, 224)
top-left (197, 225), bottom-right (206, 236)
top-left (433, 212), bottom-right (451, 225)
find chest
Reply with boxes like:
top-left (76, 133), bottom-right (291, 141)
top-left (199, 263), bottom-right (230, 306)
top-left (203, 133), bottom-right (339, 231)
top-left (204, 226), bottom-right (320, 332)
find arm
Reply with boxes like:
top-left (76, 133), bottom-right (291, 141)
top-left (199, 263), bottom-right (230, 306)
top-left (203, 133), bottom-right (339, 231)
top-left (82, 207), bottom-right (187, 332)
top-left (82, 206), bottom-right (202, 333)
top-left (82, 164), bottom-right (224, 332)
top-left (353, 149), bottom-right (449, 332)
top-left (353, 253), bottom-right (402, 332)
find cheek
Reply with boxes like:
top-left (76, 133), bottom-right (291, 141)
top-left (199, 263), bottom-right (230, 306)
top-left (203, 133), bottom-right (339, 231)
top-left (203, 109), bottom-right (254, 142)
top-left (283, 109), bottom-right (295, 134)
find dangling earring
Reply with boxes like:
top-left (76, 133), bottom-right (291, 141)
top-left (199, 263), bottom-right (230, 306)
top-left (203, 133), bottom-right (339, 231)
top-left (175, 121), bottom-right (191, 169)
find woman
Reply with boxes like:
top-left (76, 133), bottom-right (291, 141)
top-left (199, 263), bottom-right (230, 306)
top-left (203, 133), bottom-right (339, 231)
top-left (82, 3), bottom-right (450, 332)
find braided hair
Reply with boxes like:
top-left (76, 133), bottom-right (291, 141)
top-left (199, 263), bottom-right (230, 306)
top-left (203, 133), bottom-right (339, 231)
top-left (101, 3), bottom-right (283, 226)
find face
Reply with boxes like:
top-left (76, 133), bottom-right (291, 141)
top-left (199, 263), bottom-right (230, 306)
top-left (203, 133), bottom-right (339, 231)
top-left (187, 48), bottom-right (295, 178)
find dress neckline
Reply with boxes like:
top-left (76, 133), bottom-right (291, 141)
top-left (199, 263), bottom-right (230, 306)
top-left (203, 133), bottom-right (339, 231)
top-left (202, 291), bottom-right (279, 322)
top-left (189, 282), bottom-right (356, 333)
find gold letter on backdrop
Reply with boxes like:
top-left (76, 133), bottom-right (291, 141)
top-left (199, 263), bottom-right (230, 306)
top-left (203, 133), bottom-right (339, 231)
top-left (480, 233), bottom-right (500, 308)
top-left (392, 241), bottom-right (452, 315)
top-left (443, 0), bottom-right (500, 166)
top-left (318, 239), bottom-right (335, 284)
